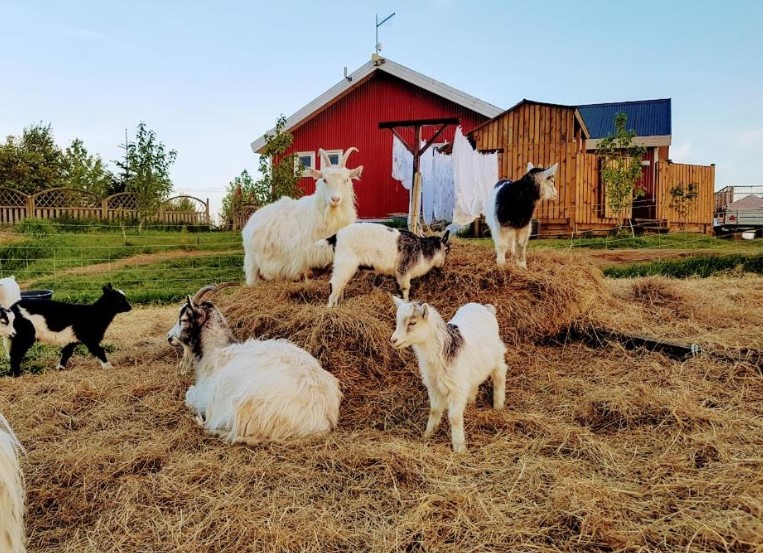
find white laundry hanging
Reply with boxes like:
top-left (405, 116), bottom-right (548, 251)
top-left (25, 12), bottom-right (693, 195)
top-left (452, 127), bottom-right (498, 226)
top-left (391, 135), bottom-right (413, 191)
top-left (431, 147), bottom-right (454, 223)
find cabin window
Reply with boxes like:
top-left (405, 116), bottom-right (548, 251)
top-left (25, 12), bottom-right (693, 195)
top-left (323, 149), bottom-right (343, 167)
top-left (295, 152), bottom-right (315, 176)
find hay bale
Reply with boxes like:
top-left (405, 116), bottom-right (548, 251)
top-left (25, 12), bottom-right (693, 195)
top-left (216, 244), bottom-right (605, 425)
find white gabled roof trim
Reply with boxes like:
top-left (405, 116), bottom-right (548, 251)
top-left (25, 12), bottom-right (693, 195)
top-left (250, 58), bottom-right (503, 154)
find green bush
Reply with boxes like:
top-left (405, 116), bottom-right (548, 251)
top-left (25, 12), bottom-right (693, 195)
top-left (15, 218), bottom-right (55, 236)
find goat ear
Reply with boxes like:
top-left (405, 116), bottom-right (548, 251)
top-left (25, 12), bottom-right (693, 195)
top-left (307, 168), bottom-right (322, 180)
top-left (441, 230), bottom-right (450, 244)
top-left (102, 283), bottom-right (113, 293)
top-left (349, 165), bottom-right (363, 180)
top-left (527, 162), bottom-right (534, 172)
top-left (419, 303), bottom-right (429, 320)
top-left (544, 163), bottom-right (558, 177)
top-left (391, 295), bottom-right (404, 308)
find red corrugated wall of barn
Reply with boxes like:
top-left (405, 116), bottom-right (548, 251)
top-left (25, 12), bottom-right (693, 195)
top-left (283, 72), bottom-right (490, 219)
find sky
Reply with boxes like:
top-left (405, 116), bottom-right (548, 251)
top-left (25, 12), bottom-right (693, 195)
top-left (1, 0), bottom-right (762, 220)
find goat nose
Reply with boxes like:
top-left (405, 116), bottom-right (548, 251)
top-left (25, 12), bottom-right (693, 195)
top-left (331, 196), bottom-right (340, 203)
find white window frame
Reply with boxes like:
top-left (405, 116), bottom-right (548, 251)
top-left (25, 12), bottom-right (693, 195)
top-left (322, 149), bottom-right (343, 168)
top-left (295, 151), bottom-right (315, 177)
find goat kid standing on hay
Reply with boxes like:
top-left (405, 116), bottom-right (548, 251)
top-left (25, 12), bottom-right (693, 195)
top-left (485, 162), bottom-right (558, 269)
top-left (242, 148), bottom-right (363, 284)
top-left (168, 284), bottom-right (342, 445)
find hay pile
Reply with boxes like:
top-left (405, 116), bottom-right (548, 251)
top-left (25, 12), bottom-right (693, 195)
top-left (1, 246), bottom-right (762, 552)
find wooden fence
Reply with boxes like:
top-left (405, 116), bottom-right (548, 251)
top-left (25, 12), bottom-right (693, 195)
top-left (0, 188), bottom-right (210, 226)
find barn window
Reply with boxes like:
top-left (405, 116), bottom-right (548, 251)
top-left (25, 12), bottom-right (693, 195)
top-left (323, 149), bottom-right (343, 167)
top-left (295, 152), bottom-right (315, 176)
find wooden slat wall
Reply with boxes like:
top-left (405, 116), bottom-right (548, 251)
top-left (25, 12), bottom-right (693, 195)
top-left (472, 104), bottom-right (583, 232)
top-left (655, 162), bottom-right (715, 232)
top-left (0, 207), bottom-right (27, 224)
top-left (574, 153), bottom-right (622, 228)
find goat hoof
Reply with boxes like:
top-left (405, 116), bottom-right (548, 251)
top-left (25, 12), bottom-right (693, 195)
top-left (55, 364), bottom-right (66, 371)
top-left (101, 362), bottom-right (113, 369)
top-left (452, 444), bottom-right (468, 454)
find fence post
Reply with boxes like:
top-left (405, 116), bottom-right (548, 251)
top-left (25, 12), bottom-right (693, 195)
top-left (206, 198), bottom-right (210, 225)
top-left (101, 198), bottom-right (108, 221)
top-left (26, 194), bottom-right (34, 219)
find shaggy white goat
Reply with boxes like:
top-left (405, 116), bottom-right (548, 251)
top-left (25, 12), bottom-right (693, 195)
top-left (485, 162), bottom-right (558, 268)
top-left (168, 285), bottom-right (342, 444)
top-left (319, 223), bottom-right (450, 307)
top-left (0, 413), bottom-right (26, 553)
top-left (390, 297), bottom-right (508, 453)
top-left (242, 148), bottom-right (363, 284)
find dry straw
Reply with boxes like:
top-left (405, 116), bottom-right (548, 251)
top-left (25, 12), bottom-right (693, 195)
top-left (1, 244), bottom-right (761, 552)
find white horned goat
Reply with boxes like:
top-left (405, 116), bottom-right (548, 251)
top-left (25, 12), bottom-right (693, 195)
top-left (0, 413), bottom-right (26, 553)
top-left (485, 162), bottom-right (558, 268)
top-left (242, 148), bottom-right (364, 284)
top-left (318, 223), bottom-right (450, 307)
top-left (167, 284), bottom-right (342, 444)
top-left (390, 297), bottom-right (508, 453)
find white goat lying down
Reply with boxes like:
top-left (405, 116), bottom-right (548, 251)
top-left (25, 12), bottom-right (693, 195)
top-left (242, 148), bottom-right (364, 284)
top-left (168, 285), bottom-right (342, 445)
top-left (390, 297), bottom-right (508, 453)
top-left (0, 413), bottom-right (26, 553)
top-left (485, 162), bottom-right (558, 268)
top-left (319, 223), bottom-right (450, 307)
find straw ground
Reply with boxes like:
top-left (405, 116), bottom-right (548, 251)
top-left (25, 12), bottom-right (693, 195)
top-left (0, 244), bottom-right (761, 552)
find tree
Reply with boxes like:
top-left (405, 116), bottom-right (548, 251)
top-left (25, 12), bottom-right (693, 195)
top-left (221, 169), bottom-right (259, 227)
top-left (62, 138), bottom-right (114, 196)
top-left (669, 182), bottom-right (699, 231)
top-left (0, 122), bottom-right (66, 193)
top-left (597, 113), bottom-right (647, 234)
top-left (254, 115), bottom-right (303, 205)
top-left (113, 122), bottom-right (177, 230)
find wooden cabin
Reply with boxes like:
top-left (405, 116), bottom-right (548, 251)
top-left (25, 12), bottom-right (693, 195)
top-left (469, 99), bottom-right (715, 236)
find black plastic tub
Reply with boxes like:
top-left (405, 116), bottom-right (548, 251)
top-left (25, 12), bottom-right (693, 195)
top-left (21, 290), bottom-right (53, 301)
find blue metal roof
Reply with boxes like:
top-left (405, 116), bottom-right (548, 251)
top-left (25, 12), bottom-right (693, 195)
top-left (577, 99), bottom-right (671, 139)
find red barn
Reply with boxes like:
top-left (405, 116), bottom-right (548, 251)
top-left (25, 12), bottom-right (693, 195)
top-left (249, 56), bottom-right (502, 219)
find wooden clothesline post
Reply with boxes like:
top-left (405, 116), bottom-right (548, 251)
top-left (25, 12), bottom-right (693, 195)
top-left (379, 117), bottom-right (459, 235)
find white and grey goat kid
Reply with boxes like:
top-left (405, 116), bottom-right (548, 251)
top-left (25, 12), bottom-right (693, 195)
top-left (485, 162), bottom-right (558, 268)
top-left (319, 223), bottom-right (450, 307)
top-left (242, 148), bottom-right (363, 284)
top-left (390, 297), bottom-right (508, 453)
top-left (0, 413), bottom-right (26, 553)
top-left (167, 285), bottom-right (342, 444)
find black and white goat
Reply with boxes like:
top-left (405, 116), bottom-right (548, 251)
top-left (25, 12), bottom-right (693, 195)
top-left (485, 162), bottom-right (558, 268)
top-left (0, 276), bottom-right (21, 360)
top-left (390, 297), bottom-right (508, 453)
top-left (168, 285), bottom-right (342, 445)
top-left (0, 413), bottom-right (25, 553)
top-left (318, 223), bottom-right (450, 307)
top-left (6, 284), bottom-right (132, 377)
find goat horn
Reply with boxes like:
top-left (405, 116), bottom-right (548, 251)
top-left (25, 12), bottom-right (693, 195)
top-left (190, 282), bottom-right (240, 304)
top-left (318, 148), bottom-right (332, 168)
top-left (340, 147), bottom-right (358, 167)
top-left (191, 285), bottom-right (217, 304)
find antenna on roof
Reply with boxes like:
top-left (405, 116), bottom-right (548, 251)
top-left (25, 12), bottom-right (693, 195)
top-left (375, 12), bottom-right (395, 60)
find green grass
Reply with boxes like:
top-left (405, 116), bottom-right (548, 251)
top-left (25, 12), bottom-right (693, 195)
top-left (603, 253), bottom-right (763, 278)
top-left (0, 229), bottom-right (242, 281)
top-left (469, 233), bottom-right (763, 253)
top-left (28, 253), bottom-right (244, 304)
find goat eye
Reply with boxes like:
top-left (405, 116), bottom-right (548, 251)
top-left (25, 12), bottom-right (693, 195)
top-left (408, 321), bottom-right (417, 327)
